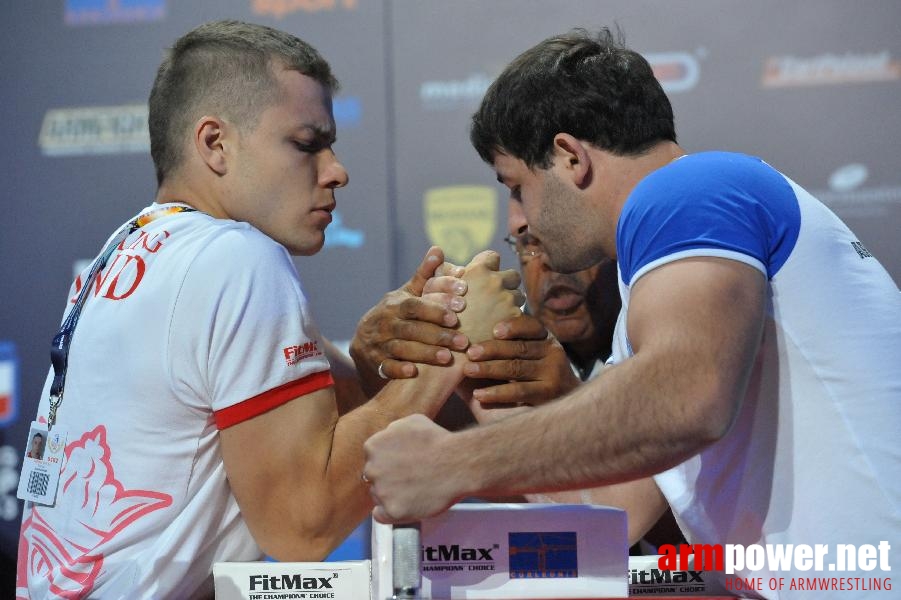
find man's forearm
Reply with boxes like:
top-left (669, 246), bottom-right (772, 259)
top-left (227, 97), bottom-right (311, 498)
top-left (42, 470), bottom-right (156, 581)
top-left (252, 360), bottom-right (463, 563)
top-left (440, 355), bottom-right (722, 500)
top-left (322, 361), bottom-right (464, 541)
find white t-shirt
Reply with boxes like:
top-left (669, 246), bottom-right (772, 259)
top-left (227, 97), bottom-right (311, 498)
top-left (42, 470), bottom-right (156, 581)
top-left (17, 204), bottom-right (333, 599)
top-left (612, 153), bottom-right (901, 599)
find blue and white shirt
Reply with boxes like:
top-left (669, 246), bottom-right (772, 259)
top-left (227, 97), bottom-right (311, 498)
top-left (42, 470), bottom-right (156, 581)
top-left (611, 152), bottom-right (901, 598)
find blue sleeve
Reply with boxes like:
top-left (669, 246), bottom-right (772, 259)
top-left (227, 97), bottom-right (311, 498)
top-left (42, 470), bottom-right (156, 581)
top-left (616, 152), bottom-right (801, 285)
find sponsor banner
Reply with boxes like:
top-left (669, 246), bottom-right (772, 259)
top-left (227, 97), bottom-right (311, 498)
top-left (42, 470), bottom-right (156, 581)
top-left (251, 0), bottom-right (358, 19)
top-left (646, 52), bottom-right (702, 94)
top-left (0, 342), bottom-right (18, 427)
top-left (0, 445), bottom-right (21, 522)
top-left (39, 104), bottom-right (149, 157)
top-left (419, 49), bottom-right (700, 112)
top-left (65, 0), bottom-right (166, 26)
top-left (420, 73), bottom-right (492, 111)
top-left (37, 96), bottom-right (357, 159)
top-left (333, 96), bottom-right (362, 129)
top-left (423, 185), bottom-right (497, 264)
top-left (814, 164), bottom-right (901, 218)
top-left (322, 212), bottom-right (364, 250)
top-left (817, 185), bottom-right (901, 217)
top-left (762, 51), bottom-right (901, 88)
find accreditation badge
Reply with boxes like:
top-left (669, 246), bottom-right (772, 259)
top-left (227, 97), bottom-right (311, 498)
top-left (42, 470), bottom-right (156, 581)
top-left (17, 421), bottom-right (67, 505)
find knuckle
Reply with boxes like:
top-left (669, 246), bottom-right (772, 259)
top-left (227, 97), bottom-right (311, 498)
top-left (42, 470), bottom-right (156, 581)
top-left (503, 382), bottom-right (526, 402)
top-left (383, 339), bottom-right (400, 359)
top-left (425, 276), bottom-right (451, 294)
top-left (510, 360), bottom-right (526, 379)
top-left (399, 297), bottom-right (421, 319)
top-left (396, 320), bottom-right (421, 341)
top-left (512, 359), bottom-right (536, 380)
top-left (437, 330), bottom-right (456, 347)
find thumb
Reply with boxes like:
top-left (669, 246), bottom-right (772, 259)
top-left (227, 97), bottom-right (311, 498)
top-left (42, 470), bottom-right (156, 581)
top-left (467, 249), bottom-right (501, 272)
top-left (403, 246), bottom-right (445, 296)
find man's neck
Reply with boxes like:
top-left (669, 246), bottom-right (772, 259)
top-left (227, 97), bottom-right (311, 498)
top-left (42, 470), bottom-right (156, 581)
top-left (156, 177), bottom-right (224, 219)
top-left (598, 141), bottom-right (687, 258)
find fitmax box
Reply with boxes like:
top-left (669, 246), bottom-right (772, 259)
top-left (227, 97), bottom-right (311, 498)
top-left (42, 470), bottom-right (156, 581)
top-left (213, 560), bottom-right (371, 600)
top-left (372, 503), bottom-right (628, 599)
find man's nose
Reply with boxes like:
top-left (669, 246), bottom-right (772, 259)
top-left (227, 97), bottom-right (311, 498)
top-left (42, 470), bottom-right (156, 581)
top-left (507, 200), bottom-right (528, 236)
top-left (319, 150), bottom-right (349, 189)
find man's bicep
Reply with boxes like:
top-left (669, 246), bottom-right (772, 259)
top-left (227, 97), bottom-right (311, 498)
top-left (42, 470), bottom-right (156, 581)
top-left (219, 386), bottom-right (338, 545)
top-left (627, 257), bottom-right (767, 435)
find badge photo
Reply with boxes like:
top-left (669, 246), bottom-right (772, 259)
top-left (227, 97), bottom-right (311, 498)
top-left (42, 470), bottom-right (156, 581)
top-left (17, 421), bottom-right (67, 506)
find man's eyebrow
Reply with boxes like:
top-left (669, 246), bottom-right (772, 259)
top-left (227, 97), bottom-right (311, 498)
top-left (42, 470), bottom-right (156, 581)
top-left (293, 124), bottom-right (337, 144)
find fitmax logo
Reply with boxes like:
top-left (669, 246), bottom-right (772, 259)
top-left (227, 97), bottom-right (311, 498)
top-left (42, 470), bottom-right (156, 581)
top-left (422, 544), bottom-right (495, 561)
top-left (283, 341), bottom-right (322, 366)
top-left (630, 569), bottom-right (705, 585)
top-left (249, 574), bottom-right (333, 590)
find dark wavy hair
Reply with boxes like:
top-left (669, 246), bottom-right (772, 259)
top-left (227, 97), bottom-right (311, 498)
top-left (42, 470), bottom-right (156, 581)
top-left (471, 27), bottom-right (676, 169)
top-left (149, 20), bottom-right (338, 185)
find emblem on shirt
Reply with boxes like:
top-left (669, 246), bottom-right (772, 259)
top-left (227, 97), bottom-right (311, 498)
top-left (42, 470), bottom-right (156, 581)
top-left (17, 425), bottom-right (173, 598)
top-left (851, 241), bottom-right (874, 259)
top-left (283, 340), bottom-right (323, 366)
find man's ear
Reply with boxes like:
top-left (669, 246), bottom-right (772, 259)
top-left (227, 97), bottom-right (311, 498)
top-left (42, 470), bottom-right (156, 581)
top-left (193, 115), bottom-right (229, 176)
top-left (551, 133), bottom-right (591, 187)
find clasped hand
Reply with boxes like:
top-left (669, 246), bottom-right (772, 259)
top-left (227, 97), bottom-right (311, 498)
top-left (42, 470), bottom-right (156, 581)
top-left (358, 246), bottom-right (582, 523)
top-left (350, 247), bottom-right (578, 405)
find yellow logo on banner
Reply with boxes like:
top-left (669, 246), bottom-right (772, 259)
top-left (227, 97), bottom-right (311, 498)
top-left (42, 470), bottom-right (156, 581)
top-left (424, 186), bottom-right (497, 264)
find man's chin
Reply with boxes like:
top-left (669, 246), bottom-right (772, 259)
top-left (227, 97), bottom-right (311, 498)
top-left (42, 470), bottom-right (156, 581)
top-left (545, 314), bottom-right (591, 341)
top-left (286, 236), bottom-right (325, 257)
top-left (546, 252), bottom-right (603, 274)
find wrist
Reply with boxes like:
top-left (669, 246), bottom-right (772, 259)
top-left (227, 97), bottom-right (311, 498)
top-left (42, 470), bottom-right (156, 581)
top-left (441, 426), bottom-right (487, 500)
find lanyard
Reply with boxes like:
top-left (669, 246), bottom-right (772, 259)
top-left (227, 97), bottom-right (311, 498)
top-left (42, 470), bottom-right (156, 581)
top-left (47, 205), bottom-right (195, 429)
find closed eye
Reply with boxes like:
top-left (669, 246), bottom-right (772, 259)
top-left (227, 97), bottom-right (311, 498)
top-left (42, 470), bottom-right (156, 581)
top-left (292, 130), bottom-right (336, 154)
top-left (293, 140), bottom-right (326, 153)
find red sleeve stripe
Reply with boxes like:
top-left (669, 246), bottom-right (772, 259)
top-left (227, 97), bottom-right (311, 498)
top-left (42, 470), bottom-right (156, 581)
top-left (214, 370), bottom-right (334, 430)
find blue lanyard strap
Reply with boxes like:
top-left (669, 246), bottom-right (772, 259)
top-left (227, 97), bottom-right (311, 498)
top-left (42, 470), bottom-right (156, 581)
top-left (47, 205), bottom-right (195, 429)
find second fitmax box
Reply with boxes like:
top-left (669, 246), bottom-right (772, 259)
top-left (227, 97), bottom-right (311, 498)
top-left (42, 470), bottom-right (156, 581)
top-left (372, 503), bottom-right (628, 599)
